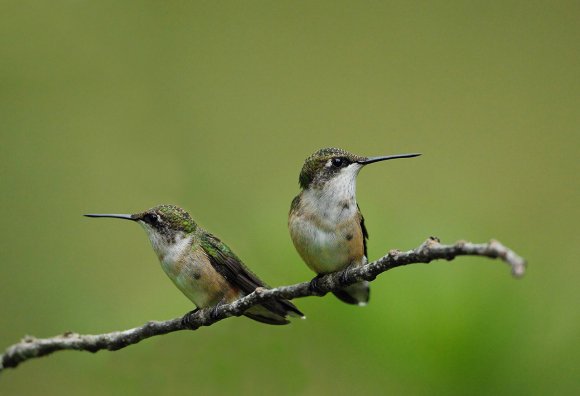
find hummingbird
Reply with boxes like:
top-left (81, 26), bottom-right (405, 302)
top-left (85, 204), bottom-right (304, 325)
top-left (289, 148), bottom-right (421, 305)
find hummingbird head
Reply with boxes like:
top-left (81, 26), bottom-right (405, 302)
top-left (298, 147), bottom-right (421, 190)
top-left (85, 204), bottom-right (197, 259)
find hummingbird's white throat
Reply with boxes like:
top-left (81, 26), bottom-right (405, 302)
top-left (302, 162), bottom-right (362, 227)
top-left (139, 222), bottom-right (192, 265)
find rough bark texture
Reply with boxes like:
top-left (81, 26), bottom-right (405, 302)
top-left (0, 238), bottom-right (525, 372)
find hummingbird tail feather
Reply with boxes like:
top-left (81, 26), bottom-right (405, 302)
top-left (243, 311), bottom-right (290, 325)
top-left (243, 299), bottom-right (305, 325)
top-left (332, 281), bottom-right (370, 306)
top-left (277, 299), bottom-right (306, 319)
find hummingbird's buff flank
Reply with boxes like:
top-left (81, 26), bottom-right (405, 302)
top-left (86, 205), bottom-right (304, 325)
top-left (289, 148), bottom-right (421, 305)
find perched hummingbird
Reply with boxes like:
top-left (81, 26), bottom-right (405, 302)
top-left (289, 148), bottom-right (421, 305)
top-left (85, 204), bottom-right (304, 325)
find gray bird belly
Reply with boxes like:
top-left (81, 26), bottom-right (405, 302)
top-left (162, 257), bottom-right (236, 309)
top-left (290, 217), bottom-right (361, 274)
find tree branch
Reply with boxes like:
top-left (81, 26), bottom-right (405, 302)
top-left (0, 238), bottom-right (525, 372)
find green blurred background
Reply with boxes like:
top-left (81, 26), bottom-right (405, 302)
top-left (1, 1), bottom-right (578, 395)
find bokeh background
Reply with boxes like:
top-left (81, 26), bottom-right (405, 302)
top-left (1, 2), bottom-right (578, 395)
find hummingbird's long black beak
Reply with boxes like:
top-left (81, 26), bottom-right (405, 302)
top-left (84, 213), bottom-right (135, 221)
top-left (357, 153), bottom-right (421, 165)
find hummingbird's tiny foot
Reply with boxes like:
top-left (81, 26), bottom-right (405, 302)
top-left (209, 305), bottom-right (221, 321)
top-left (339, 268), bottom-right (351, 285)
top-left (181, 308), bottom-right (200, 329)
top-left (340, 262), bottom-right (360, 284)
top-left (208, 297), bottom-right (229, 321)
top-left (309, 275), bottom-right (326, 296)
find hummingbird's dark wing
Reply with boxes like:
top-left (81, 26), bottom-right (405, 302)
top-left (357, 204), bottom-right (369, 258)
top-left (200, 233), bottom-right (269, 292)
top-left (200, 232), bottom-right (304, 323)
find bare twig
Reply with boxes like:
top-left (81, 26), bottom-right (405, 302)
top-left (0, 238), bottom-right (525, 372)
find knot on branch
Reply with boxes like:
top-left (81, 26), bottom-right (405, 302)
top-left (414, 237), bottom-right (443, 260)
top-left (23, 335), bottom-right (37, 343)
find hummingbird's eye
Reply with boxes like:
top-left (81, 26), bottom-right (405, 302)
top-left (332, 157), bottom-right (345, 167)
top-left (144, 213), bottom-right (159, 225)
